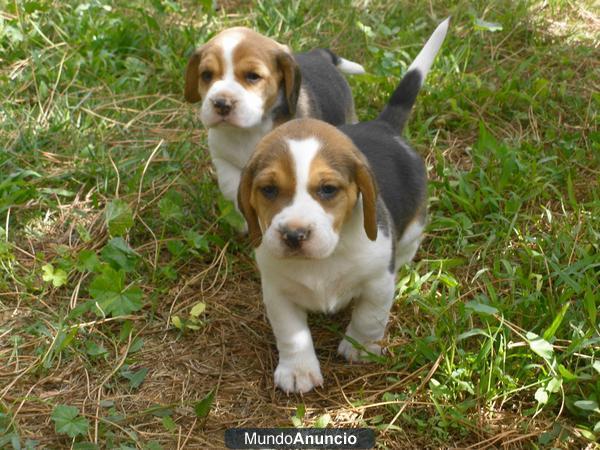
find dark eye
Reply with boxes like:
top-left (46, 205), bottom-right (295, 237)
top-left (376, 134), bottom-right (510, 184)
top-left (201, 70), bottom-right (212, 82)
top-left (260, 185), bottom-right (278, 199)
top-left (245, 72), bottom-right (261, 83)
top-left (317, 184), bottom-right (339, 200)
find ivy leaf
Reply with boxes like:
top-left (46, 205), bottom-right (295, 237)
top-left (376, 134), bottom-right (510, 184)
top-left (89, 267), bottom-right (143, 317)
top-left (51, 405), bottom-right (89, 438)
top-left (76, 250), bottom-right (101, 272)
top-left (42, 264), bottom-right (68, 287)
top-left (184, 230), bottom-right (209, 253)
top-left (105, 199), bottom-right (134, 236)
top-left (194, 389), bottom-right (215, 418)
top-left (158, 191), bottom-right (184, 222)
top-left (100, 238), bottom-right (140, 272)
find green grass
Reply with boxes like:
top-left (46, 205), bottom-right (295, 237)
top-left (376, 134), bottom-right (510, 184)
top-left (1, 0), bottom-right (598, 448)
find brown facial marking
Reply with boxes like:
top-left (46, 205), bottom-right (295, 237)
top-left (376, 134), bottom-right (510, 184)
top-left (308, 155), bottom-right (358, 233)
top-left (184, 41), bottom-right (224, 103)
top-left (304, 121), bottom-right (378, 240)
top-left (238, 118), bottom-right (379, 247)
top-left (184, 27), bottom-right (297, 115)
top-left (238, 134), bottom-right (296, 247)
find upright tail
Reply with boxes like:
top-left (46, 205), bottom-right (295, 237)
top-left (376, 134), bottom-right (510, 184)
top-left (378, 17), bottom-right (450, 133)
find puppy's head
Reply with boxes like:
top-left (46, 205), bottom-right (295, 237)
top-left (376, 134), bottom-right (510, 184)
top-left (238, 118), bottom-right (378, 259)
top-left (184, 27), bottom-right (300, 129)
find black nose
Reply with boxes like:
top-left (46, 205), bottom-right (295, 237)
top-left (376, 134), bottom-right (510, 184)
top-left (212, 98), bottom-right (233, 116)
top-left (280, 227), bottom-right (310, 249)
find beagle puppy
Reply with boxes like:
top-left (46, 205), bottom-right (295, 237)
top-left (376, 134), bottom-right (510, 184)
top-left (184, 27), bottom-right (364, 206)
top-left (237, 19), bottom-right (449, 393)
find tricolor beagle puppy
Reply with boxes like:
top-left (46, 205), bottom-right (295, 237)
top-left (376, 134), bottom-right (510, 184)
top-left (237, 19), bottom-right (449, 393)
top-left (184, 27), bottom-right (364, 206)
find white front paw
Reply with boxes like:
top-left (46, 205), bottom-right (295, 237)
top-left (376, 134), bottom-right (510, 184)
top-left (274, 356), bottom-right (323, 393)
top-left (338, 336), bottom-right (382, 363)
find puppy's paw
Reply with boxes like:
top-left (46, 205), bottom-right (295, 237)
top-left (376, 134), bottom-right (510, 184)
top-left (338, 337), bottom-right (381, 363)
top-left (274, 357), bottom-right (323, 394)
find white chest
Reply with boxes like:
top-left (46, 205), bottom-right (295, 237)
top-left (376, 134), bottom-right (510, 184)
top-left (207, 121), bottom-right (273, 170)
top-left (257, 231), bottom-right (393, 314)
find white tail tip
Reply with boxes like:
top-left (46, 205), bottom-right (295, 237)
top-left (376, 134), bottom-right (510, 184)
top-left (337, 57), bottom-right (366, 75)
top-left (407, 17), bottom-right (450, 81)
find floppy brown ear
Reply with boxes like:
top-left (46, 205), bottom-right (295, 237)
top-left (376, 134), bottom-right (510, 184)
top-left (276, 52), bottom-right (301, 117)
top-left (184, 48), bottom-right (203, 103)
top-left (355, 161), bottom-right (378, 241)
top-left (237, 166), bottom-right (263, 247)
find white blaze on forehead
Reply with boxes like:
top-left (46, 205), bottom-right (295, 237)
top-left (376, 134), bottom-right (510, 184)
top-left (286, 137), bottom-right (321, 196)
top-left (218, 32), bottom-right (242, 80)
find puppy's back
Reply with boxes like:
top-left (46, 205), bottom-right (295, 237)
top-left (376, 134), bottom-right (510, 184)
top-left (294, 49), bottom-right (358, 125)
top-left (340, 121), bottom-right (427, 237)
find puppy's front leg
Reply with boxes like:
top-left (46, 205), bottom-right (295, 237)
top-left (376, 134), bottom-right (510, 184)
top-left (263, 283), bottom-right (323, 393)
top-left (338, 274), bottom-right (396, 362)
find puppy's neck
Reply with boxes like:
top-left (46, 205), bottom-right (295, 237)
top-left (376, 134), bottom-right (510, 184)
top-left (337, 197), bottom-right (374, 250)
top-left (207, 117), bottom-right (275, 168)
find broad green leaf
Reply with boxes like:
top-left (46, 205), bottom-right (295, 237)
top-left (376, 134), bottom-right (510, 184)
top-left (184, 230), bottom-right (209, 252)
top-left (101, 238), bottom-right (140, 272)
top-left (593, 361), bottom-right (600, 375)
top-left (194, 389), bottom-right (215, 418)
top-left (576, 428), bottom-right (596, 441)
top-left (162, 415), bottom-right (176, 432)
top-left (42, 264), bottom-right (68, 287)
top-left (85, 340), bottom-right (108, 357)
top-left (51, 405), bottom-right (89, 438)
top-left (190, 302), bottom-right (206, 318)
top-left (574, 400), bottom-right (599, 412)
top-left (526, 332), bottom-right (554, 361)
top-left (129, 337), bottom-right (145, 354)
top-left (105, 199), bottom-right (134, 236)
top-left (534, 388), bottom-right (548, 405)
top-left (217, 197), bottom-right (245, 229)
top-left (158, 191), bottom-right (184, 221)
top-left (121, 367), bottom-right (148, 389)
top-left (76, 250), bottom-right (101, 272)
top-left (89, 267), bottom-right (143, 317)
top-left (166, 240), bottom-right (185, 257)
